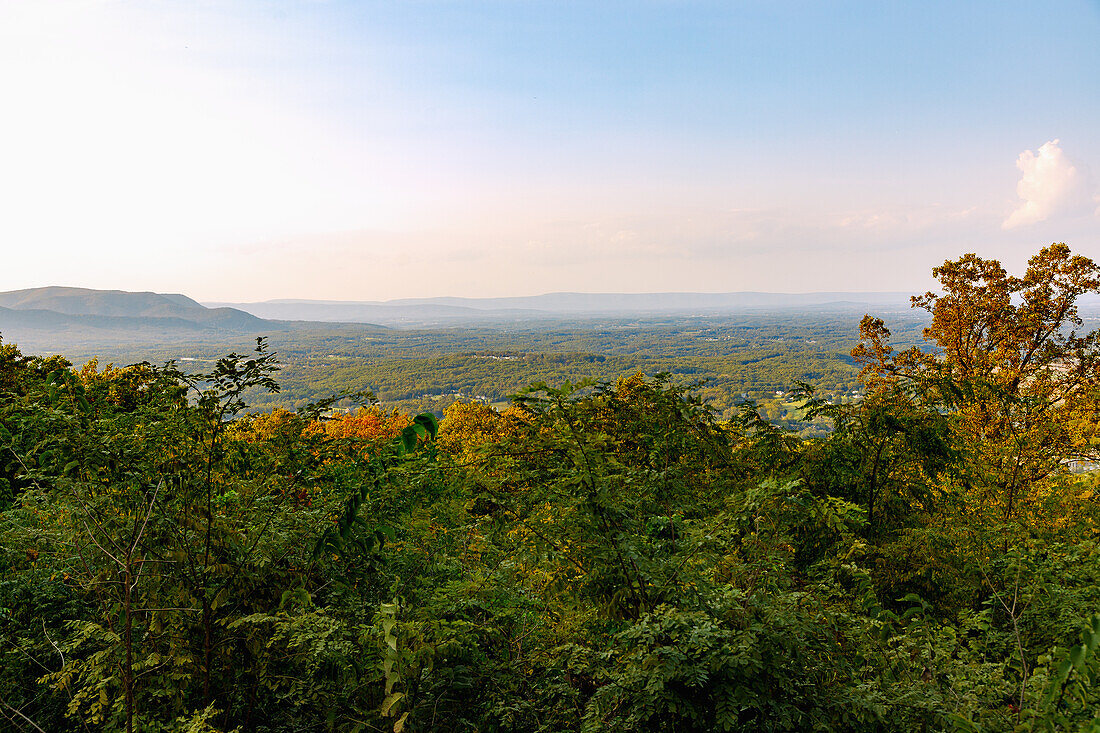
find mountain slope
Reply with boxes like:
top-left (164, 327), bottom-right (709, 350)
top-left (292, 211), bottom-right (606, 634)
top-left (0, 287), bottom-right (280, 351)
top-left (0, 286), bottom-right (268, 331)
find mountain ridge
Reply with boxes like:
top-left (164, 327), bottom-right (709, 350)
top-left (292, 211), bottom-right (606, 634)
top-left (5, 287), bottom-right (1096, 344)
top-left (0, 287), bottom-right (271, 344)
top-left (205, 290), bottom-right (919, 323)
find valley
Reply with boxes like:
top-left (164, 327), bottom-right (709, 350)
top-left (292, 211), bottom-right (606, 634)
top-left (0, 286), bottom-right (934, 431)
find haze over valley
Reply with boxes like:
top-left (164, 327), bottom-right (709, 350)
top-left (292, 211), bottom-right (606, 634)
top-left (0, 284), bottom-right (936, 429)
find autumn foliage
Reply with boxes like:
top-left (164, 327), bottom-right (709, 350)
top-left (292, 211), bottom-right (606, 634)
top-left (306, 407), bottom-right (411, 446)
top-left (853, 243), bottom-right (1100, 534)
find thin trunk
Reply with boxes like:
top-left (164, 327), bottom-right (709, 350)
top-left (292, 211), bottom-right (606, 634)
top-left (124, 564), bottom-right (134, 733)
top-left (243, 672), bottom-right (258, 732)
top-left (203, 596), bottom-right (212, 705)
top-left (867, 440), bottom-right (886, 536)
top-left (202, 412), bottom-right (220, 706)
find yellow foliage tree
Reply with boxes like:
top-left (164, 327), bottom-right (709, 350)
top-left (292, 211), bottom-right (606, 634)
top-left (855, 243), bottom-right (1100, 533)
top-left (307, 407), bottom-right (411, 448)
top-left (437, 401), bottom-right (530, 459)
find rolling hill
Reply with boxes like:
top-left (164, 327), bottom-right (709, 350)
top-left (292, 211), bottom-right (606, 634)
top-left (0, 287), bottom-right (273, 348)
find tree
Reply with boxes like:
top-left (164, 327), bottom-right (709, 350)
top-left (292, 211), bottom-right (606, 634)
top-left (306, 406), bottom-right (410, 449)
top-left (798, 383), bottom-right (952, 542)
top-left (855, 243), bottom-right (1100, 532)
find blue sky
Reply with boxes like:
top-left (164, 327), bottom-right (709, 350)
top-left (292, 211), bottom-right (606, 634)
top-left (1, 1), bottom-right (1098, 300)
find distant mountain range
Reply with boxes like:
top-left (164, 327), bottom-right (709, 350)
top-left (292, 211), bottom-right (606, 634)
top-left (0, 287), bottom-right (927, 351)
top-left (207, 291), bottom-right (918, 324)
top-left (0, 287), bottom-right (269, 347)
top-left (6, 287), bottom-right (1095, 352)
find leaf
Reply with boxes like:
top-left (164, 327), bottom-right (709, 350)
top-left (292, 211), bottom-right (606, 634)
top-left (1070, 644), bottom-right (1086, 669)
top-left (381, 692), bottom-right (404, 717)
top-left (212, 587), bottom-right (230, 611)
top-left (394, 712), bottom-right (409, 732)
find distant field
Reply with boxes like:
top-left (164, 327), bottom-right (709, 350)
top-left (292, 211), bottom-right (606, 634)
top-left (8, 308), bottom-right (931, 431)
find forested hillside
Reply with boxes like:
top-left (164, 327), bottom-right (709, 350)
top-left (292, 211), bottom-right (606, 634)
top-left (3, 244), bottom-right (1100, 732)
top-left (0, 287), bottom-right (270, 344)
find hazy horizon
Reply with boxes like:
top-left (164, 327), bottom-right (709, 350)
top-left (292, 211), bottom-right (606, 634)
top-left (3, 1), bottom-right (1098, 301)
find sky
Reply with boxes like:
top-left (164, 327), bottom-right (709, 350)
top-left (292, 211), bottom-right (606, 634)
top-left (1, 0), bottom-right (1098, 301)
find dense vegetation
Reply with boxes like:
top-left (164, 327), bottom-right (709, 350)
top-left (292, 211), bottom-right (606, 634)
top-left (3, 244), bottom-right (1100, 732)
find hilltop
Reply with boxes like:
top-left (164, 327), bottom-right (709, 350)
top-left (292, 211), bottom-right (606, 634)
top-left (0, 286), bottom-right (272, 347)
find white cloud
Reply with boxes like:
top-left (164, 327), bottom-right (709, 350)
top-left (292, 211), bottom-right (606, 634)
top-left (1003, 140), bottom-right (1094, 230)
top-left (834, 204), bottom-right (976, 231)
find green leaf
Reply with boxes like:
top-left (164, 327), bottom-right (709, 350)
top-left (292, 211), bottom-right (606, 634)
top-left (1070, 644), bottom-right (1086, 669)
top-left (381, 692), bottom-right (404, 717)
